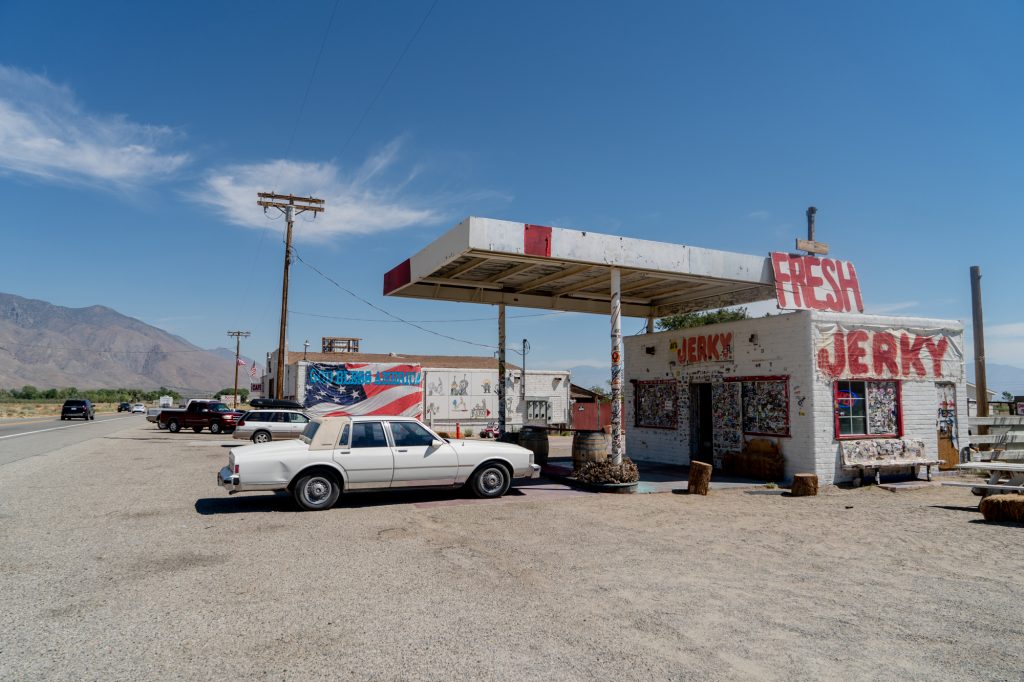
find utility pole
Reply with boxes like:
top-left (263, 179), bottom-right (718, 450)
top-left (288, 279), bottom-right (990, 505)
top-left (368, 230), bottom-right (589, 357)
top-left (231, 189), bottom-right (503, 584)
top-left (970, 266), bottom-right (989, 449)
top-left (227, 330), bottom-right (251, 409)
top-left (521, 338), bottom-right (530, 417)
top-left (257, 192), bottom-right (325, 398)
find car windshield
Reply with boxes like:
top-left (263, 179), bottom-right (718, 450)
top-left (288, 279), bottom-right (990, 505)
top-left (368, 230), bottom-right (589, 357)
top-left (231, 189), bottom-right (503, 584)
top-left (300, 421), bottom-right (320, 443)
top-left (64, 400), bottom-right (85, 406)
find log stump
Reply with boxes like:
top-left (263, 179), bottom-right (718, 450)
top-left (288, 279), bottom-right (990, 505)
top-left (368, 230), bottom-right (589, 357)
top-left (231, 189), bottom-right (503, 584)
top-left (790, 473), bottom-right (818, 497)
top-left (687, 461), bottom-right (712, 496)
top-left (979, 494), bottom-right (1024, 523)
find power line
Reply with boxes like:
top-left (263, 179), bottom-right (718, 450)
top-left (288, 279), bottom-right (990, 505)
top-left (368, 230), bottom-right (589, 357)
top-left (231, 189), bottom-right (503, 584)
top-left (291, 247), bottom-right (499, 352)
top-left (337, 0), bottom-right (439, 158)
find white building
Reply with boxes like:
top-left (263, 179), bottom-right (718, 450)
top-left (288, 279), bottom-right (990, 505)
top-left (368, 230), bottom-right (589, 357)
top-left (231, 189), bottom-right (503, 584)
top-left (624, 310), bottom-right (966, 485)
top-left (265, 351), bottom-right (570, 431)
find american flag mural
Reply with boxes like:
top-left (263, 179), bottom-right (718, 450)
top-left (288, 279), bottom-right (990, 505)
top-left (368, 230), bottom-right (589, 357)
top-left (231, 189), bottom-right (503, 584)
top-left (304, 362), bottom-right (423, 418)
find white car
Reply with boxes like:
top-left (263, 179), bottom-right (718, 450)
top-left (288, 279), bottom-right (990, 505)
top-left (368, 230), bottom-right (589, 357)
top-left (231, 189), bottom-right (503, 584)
top-left (232, 409), bottom-right (311, 443)
top-left (218, 415), bottom-right (541, 511)
top-left (131, 403), bottom-right (146, 414)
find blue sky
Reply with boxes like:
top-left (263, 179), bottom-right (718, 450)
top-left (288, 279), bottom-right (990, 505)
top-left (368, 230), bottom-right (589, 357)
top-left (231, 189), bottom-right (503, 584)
top-left (1, 0), bottom-right (1022, 384)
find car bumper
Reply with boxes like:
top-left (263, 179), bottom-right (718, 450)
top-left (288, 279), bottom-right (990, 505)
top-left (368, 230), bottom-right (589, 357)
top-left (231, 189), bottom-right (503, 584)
top-left (217, 466), bottom-right (240, 493)
top-left (515, 463), bottom-right (542, 479)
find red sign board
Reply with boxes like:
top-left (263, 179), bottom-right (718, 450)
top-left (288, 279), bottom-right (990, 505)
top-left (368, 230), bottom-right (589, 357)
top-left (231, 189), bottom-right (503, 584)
top-left (771, 252), bottom-right (864, 313)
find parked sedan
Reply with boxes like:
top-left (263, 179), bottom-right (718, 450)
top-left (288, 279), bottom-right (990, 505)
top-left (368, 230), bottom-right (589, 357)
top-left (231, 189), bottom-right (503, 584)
top-left (218, 415), bottom-right (540, 510)
top-left (232, 409), bottom-right (311, 443)
top-left (117, 402), bottom-right (131, 413)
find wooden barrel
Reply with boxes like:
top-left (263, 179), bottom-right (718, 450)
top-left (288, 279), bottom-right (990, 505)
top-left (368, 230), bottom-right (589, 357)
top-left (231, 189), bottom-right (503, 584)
top-left (518, 428), bottom-right (549, 464)
top-left (572, 430), bottom-right (608, 469)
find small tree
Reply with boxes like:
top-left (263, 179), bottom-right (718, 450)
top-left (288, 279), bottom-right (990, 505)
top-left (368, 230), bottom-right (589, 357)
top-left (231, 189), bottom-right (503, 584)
top-left (656, 307), bottom-right (748, 331)
top-left (1002, 390), bottom-right (1015, 402)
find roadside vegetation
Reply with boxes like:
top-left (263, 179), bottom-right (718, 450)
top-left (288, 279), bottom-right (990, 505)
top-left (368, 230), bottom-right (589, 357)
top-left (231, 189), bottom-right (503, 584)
top-left (0, 386), bottom-right (185, 418)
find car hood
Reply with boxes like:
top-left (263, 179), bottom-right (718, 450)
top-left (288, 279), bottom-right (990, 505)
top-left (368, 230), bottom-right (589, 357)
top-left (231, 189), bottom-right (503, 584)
top-left (232, 438), bottom-right (309, 461)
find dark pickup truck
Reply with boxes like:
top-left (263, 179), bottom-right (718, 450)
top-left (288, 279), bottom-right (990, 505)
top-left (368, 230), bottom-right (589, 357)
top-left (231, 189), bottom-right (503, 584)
top-left (158, 401), bottom-right (242, 434)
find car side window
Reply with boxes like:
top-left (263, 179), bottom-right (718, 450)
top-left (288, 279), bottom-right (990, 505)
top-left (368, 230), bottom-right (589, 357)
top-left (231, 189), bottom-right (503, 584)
top-left (338, 424), bottom-right (349, 447)
top-left (271, 412), bottom-right (289, 423)
top-left (351, 422), bottom-right (387, 448)
top-left (290, 413), bottom-right (309, 423)
top-left (390, 422), bottom-right (437, 447)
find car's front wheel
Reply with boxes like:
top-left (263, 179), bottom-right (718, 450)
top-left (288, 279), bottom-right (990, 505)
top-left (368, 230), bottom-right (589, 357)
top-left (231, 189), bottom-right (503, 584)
top-left (252, 430), bottom-right (271, 444)
top-left (293, 472), bottom-right (340, 511)
top-left (469, 463), bottom-right (511, 499)
top-left (209, 422), bottom-right (222, 435)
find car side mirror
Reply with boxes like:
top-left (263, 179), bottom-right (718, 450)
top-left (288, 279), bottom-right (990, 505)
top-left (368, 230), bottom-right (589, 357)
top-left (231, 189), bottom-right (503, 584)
top-left (431, 439), bottom-right (443, 448)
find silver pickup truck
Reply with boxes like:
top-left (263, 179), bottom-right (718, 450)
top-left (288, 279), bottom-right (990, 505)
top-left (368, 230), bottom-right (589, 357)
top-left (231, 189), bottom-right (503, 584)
top-left (218, 415), bottom-right (540, 510)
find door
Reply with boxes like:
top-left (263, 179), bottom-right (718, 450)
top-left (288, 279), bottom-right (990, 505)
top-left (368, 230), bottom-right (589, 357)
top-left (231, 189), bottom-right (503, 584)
top-left (936, 382), bottom-right (959, 470)
top-left (333, 421), bottom-right (394, 489)
top-left (388, 421), bottom-right (458, 487)
top-left (691, 383), bottom-right (714, 464)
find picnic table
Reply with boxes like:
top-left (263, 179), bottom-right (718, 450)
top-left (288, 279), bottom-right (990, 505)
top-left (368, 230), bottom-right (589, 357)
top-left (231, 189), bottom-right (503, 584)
top-left (942, 461), bottom-right (1024, 497)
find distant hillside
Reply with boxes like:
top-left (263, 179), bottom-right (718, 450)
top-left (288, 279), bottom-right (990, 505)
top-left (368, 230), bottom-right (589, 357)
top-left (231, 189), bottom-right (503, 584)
top-left (967, 363), bottom-right (1024, 396)
top-left (0, 292), bottom-right (241, 393)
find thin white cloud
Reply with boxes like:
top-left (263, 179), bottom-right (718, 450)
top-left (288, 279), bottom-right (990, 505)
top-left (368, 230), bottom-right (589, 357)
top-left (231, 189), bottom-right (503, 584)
top-left (0, 65), bottom-right (188, 186)
top-left (965, 322), bottom-right (1024, 367)
top-left (869, 301), bottom-right (919, 314)
top-left (201, 139), bottom-right (440, 239)
top-left (746, 210), bottom-right (769, 220)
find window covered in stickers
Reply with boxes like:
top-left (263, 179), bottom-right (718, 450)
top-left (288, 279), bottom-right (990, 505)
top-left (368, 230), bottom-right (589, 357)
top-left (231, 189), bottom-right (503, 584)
top-left (737, 377), bottom-right (790, 436)
top-left (833, 380), bottom-right (901, 438)
top-left (633, 380), bottom-right (678, 429)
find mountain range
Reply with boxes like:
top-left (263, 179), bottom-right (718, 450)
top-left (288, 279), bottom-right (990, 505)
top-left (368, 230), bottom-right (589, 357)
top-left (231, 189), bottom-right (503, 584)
top-left (0, 292), bottom-right (251, 393)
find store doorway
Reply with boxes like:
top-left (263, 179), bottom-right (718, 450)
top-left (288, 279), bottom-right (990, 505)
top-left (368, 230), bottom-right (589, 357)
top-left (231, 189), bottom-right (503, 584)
top-left (691, 383), bottom-right (714, 464)
top-left (936, 382), bottom-right (959, 469)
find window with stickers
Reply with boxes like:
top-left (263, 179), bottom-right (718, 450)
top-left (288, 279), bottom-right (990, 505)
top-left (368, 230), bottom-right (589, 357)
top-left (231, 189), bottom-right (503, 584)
top-left (833, 380), bottom-right (901, 438)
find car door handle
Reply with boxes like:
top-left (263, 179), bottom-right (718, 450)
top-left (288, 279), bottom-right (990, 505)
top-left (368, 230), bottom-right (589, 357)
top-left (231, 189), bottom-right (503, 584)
top-left (397, 449), bottom-right (408, 452)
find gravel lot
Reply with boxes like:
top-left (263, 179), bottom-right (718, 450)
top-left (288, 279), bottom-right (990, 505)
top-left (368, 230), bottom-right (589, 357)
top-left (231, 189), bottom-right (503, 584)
top-left (1, 421), bottom-right (1022, 681)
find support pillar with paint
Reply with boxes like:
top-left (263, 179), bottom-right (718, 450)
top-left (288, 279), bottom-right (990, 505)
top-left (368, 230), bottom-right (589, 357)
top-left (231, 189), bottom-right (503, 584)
top-left (497, 303), bottom-right (507, 437)
top-left (610, 266), bottom-right (624, 465)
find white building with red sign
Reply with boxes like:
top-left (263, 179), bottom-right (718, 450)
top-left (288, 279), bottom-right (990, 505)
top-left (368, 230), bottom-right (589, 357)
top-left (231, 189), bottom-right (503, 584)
top-left (624, 309), bottom-right (966, 485)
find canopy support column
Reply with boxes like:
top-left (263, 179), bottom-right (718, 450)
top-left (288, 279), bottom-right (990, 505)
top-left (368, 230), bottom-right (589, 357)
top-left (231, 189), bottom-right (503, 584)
top-left (610, 267), bottom-right (624, 465)
top-left (497, 303), bottom-right (507, 437)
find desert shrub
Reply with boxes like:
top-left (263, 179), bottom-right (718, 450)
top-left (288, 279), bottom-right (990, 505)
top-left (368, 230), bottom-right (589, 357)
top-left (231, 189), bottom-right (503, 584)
top-left (576, 457), bottom-right (639, 484)
top-left (979, 495), bottom-right (1024, 523)
top-left (463, 428), bottom-right (474, 437)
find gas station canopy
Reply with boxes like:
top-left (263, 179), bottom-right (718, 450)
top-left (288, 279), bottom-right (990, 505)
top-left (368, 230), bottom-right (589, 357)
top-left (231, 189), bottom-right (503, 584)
top-left (383, 217), bottom-right (776, 317)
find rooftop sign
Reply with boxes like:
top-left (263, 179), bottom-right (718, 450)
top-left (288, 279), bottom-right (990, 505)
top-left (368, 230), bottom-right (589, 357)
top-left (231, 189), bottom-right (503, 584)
top-left (770, 252), bottom-right (864, 314)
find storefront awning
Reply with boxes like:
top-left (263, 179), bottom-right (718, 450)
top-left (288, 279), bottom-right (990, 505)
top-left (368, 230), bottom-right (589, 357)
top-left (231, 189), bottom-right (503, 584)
top-left (383, 217), bottom-right (776, 317)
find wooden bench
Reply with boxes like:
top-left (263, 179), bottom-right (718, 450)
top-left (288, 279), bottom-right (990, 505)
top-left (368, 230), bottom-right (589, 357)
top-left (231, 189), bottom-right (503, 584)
top-left (840, 438), bottom-right (941, 486)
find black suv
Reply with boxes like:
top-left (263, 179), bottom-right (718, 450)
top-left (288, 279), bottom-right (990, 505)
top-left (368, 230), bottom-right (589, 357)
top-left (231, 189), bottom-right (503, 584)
top-left (248, 398), bottom-right (304, 410)
top-left (117, 402), bottom-right (131, 412)
top-left (61, 399), bottom-right (96, 421)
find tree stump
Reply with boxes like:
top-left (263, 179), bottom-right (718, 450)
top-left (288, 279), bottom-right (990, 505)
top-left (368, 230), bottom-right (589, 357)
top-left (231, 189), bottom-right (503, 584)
top-left (687, 461), bottom-right (712, 496)
top-left (791, 473), bottom-right (818, 497)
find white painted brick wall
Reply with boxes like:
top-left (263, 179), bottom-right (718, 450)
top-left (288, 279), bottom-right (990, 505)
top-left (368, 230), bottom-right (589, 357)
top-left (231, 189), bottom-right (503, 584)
top-left (625, 310), bottom-right (966, 486)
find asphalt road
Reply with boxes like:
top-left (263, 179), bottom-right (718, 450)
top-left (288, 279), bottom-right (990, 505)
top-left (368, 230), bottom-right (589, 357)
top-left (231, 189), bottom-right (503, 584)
top-left (0, 414), bottom-right (139, 467)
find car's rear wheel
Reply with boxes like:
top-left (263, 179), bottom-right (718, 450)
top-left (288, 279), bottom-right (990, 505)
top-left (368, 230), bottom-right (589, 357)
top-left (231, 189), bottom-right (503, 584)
top-left (157, 422), bottom-right (166, 430)
top-left (293, 473), bottom-right (340, 511)
top-left (167, 420), bottom-right (180, 433)
top-left (210, 422), bottom-right (222, 435)
top-left (469, 463), bottom-right (511, 499)
top-left (252, 430), bottom-right (271, 444)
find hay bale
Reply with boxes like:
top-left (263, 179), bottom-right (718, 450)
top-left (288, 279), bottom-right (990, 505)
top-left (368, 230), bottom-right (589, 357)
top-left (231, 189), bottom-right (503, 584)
top-left (687, 461), bottom-right (712, 495)
top-left (979, 494), bottom-right (1024, 523)
top-left (790, 473), bottom-right (818, 497)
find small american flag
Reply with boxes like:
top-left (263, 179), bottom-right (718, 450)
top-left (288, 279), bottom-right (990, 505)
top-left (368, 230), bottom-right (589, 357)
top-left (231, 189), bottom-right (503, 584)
top-left (249, 363), bottom-right (258, 379)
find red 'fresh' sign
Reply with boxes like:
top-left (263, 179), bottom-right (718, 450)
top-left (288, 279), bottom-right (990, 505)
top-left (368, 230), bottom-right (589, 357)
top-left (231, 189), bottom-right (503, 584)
top-left (771, 252), bottom-right (864, 313)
